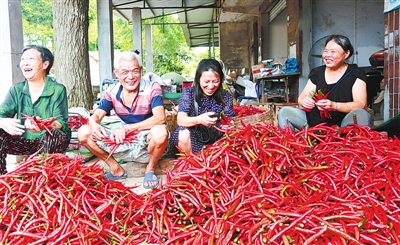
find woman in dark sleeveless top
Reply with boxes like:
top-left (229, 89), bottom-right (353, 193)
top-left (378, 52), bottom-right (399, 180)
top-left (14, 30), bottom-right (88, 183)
top-left (278, 35), bottom-right (371, 130)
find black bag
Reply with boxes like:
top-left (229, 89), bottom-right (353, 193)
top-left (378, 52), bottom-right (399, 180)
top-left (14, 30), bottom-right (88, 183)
top-left (193, 100), bottom-right (223, 144)
top-left (194, 122), bottom-right (223, 144)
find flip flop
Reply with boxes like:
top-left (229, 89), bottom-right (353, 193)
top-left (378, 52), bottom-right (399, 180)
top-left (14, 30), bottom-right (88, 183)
top-left (143, 172), bottom-right (159, 189)
top-left (104, 172), bottom-right (128, 181)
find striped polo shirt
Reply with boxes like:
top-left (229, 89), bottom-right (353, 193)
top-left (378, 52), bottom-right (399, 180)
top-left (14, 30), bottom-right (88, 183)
top-left (98, 78), bottom-right (164, 124)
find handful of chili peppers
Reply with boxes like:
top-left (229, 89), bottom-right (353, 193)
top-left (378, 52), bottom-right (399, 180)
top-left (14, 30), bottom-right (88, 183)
top-left (22, 113), bottom-right (57, 136)
top-left (102, 129), bottom-right (139, 158)
top-left (302, 89), bottom-right (335, 118)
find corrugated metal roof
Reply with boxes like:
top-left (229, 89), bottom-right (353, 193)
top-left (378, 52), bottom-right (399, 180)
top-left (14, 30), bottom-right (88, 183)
top-left (112, 0), bottom-right (220, 47)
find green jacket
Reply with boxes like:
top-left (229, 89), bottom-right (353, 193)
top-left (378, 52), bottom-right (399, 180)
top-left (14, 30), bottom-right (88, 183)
top-left (0, 76), bottom-right (71, 140)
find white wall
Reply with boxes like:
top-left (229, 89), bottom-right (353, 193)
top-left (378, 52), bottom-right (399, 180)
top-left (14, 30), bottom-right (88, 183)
top-left (312, 0), bottom-right (384, 67)
top-left (268, 10), bottom-right (288, 65)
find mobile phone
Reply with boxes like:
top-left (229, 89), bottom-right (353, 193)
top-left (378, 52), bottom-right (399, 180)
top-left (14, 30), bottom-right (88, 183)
top-left (210, 112), bottom-right (219, 119)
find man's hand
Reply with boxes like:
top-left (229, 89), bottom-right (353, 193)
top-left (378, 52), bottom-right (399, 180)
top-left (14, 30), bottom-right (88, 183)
top-left (0, 118), bottom-right (25, 136)
top-left (109, 128), bottom-right (126, 144)
top-left (90, 122), bottom-right (108, 141)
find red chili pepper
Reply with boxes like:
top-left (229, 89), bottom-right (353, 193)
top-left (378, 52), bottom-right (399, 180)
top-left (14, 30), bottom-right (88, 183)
top-left (219, 112), bottom-right (231, 125)
top-left (2, 123), bottom-right (400, 244)
top-left (68, 115), bottom-right (89, 130)
top-left (302, 90), bottom-right (335, 118)
top-left (102, 129), bottom-right (139, 159)
top-left (22, 113), bottom-right (57, 135)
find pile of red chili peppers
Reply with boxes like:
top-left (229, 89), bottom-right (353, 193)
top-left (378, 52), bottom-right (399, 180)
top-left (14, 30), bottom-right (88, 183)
top-left (145, 123), bottom-right (400, 244)
top-left (0, 123), bottom-right (400, 244)
top-left (68, 115), bottom-right (89, 130)
top-left (0, 154), bottom-right (144, 244)
top-left (233, 105), bottom-right (266, 117)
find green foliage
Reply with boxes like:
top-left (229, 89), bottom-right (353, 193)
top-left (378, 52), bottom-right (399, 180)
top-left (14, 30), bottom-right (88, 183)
top-left (21, 0), bottom-right (54, 47)
top-left (22, 0), bottom-right (99, 50)
top-left (142, 15), bottom-right (194, 76)
top-left (21, 0), bottom-right (218, 79)
top-left (113, 17), bottom-right (133, 51)
top-left (181, 47), bottom-right (221, 78)
top-left (88, 0), bottom-right (99, 51)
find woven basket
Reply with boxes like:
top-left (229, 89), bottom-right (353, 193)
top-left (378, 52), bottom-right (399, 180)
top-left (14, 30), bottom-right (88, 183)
top-left (166, 110), bottom-right (178, 133)
top-left (231, 105), bottom-right (274, 127)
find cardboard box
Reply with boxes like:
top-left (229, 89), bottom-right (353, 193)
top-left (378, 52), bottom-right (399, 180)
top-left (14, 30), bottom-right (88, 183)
top-left (252, 64), bottom-right (265, 75)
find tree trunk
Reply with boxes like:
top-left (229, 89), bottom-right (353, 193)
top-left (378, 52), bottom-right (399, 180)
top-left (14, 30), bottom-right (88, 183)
top-left (52, 0), bottom-right (94, 110)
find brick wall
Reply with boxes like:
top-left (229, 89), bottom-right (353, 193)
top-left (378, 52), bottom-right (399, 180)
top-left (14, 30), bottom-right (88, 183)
top-left (220, 22), bottom-right (252, 73)
top-left (384, 10), bottom-right (400, 117)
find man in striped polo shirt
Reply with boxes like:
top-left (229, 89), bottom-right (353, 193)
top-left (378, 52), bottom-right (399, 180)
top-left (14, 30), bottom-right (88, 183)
top-left (78, 51), bottom-right (168, 189)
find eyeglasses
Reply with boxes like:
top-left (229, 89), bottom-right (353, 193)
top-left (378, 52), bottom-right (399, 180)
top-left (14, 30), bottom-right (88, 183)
top-left (120, 68), bottom-right (141, 76)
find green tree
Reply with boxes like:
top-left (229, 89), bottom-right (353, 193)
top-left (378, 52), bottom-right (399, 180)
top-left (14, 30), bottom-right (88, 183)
top-left (143, 15), bottom-right (193, 76)
top-left (88, 0), bottom-right (99, 51)
top-left (21, 0), bottom-right (218, 87)
top-left (21, 0), bottom-right (54, 47)
top-left (113, 17), bottom-right (133, 51)
top-left (22, 0), bottom-right (98, 51)
top-left (52, 0), bottom-right (93, 108)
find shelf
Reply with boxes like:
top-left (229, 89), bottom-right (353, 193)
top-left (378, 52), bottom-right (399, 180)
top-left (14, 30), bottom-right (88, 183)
top-left (255, 72), bottom-right (301, 103)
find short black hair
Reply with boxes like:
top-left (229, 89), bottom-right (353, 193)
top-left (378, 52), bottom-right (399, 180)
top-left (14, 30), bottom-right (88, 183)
top-left (22, 44), bottom-right (54, 75)
top-left (325, 35), bottom-right (354, 60)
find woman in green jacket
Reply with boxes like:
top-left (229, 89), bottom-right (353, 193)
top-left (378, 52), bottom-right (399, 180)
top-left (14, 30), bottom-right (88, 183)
top-left (0, 44), bottom-right (71, 174)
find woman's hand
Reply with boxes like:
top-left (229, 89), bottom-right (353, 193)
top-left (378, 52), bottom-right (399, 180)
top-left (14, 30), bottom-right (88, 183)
top-left (315, 99), bottom-right (335, 111)
top-left (24, 117), bottom-right (40, 132)
top-left (302, 96), bottom-right (316, 110)
top-left (0, 118), bottom-right (26, 136)
top-left (221, 124), bottom-right (234, 130)
top-left (198, 112), bottom-right (218, 127)
top-left (52, 121), bottom-right (62, 130)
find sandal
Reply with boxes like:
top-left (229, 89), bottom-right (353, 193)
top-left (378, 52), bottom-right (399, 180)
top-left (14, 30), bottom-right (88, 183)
top-left (143, 172), bottom-right (159, 189)
top-left (104, 172), bottom-right (128, 181)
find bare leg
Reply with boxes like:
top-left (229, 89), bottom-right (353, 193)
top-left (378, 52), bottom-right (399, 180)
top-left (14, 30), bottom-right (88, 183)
top-left (177, 129), bottom-right (192, 153)
top-left (77, 125), bottom-right (125, 176)
top-left (143, 125), bottom-right (168, 188)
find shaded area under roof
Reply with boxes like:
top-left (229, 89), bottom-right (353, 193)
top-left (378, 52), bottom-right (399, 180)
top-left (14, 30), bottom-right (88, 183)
top-left (111, 0), bottom-right (220, 47)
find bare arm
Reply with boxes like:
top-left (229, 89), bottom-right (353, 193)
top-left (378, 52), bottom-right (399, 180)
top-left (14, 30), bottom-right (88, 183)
top-left (298, 78), bottom-right (317, 110)
top-left (314, 78), bottom-right (367, 113)
top-left (336, 78), bottom-right (367, 113)
top-left (124, 105), bottom-right (166, 131)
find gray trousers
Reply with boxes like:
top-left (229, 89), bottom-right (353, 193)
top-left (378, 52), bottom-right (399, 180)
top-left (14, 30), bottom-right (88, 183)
top-left (278, 106), bottom-right (372, 130)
